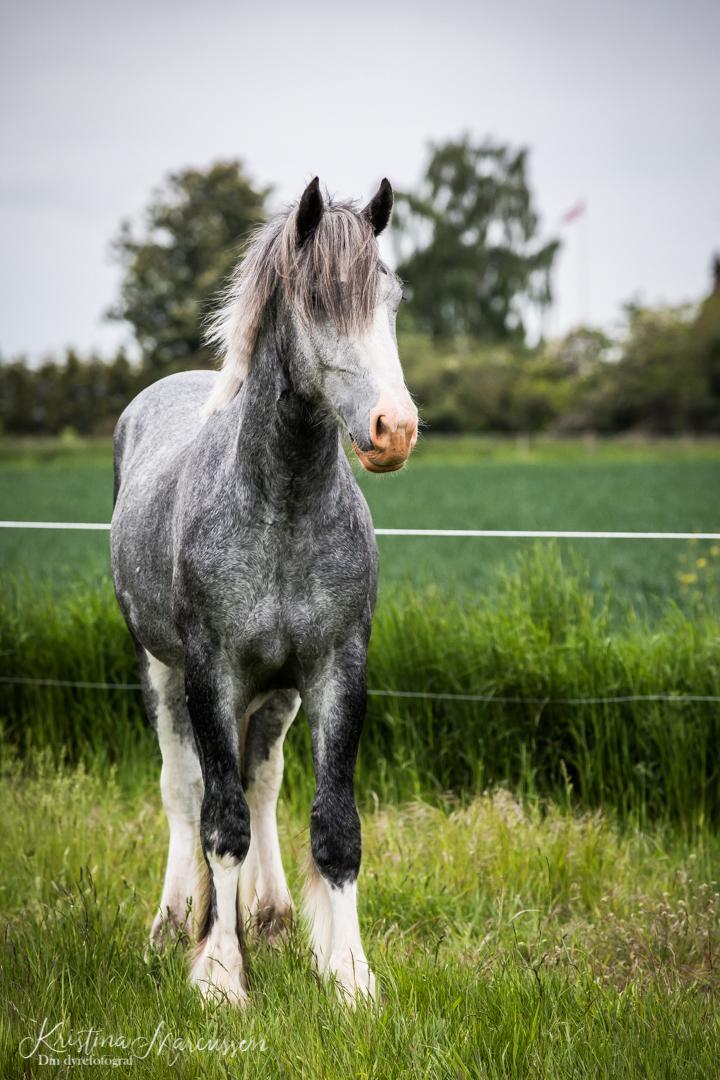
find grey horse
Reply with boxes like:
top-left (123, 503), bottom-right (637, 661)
top-left (110, 177), bottom-right (418, 1005)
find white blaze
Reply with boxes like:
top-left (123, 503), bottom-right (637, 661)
top-left (352, 298), bottom-right (417, 429)
top-left (354, 303), bottom-right (405, 393)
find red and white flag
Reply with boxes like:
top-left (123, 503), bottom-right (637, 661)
top-left (561, 201), bottom-right (586, 225)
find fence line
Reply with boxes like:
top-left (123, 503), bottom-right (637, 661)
top-left (0, 521), bottom-right (111, 532)
top-left (2, 520), bottom-right (720, 541)
top-left (2, 520), bottom-right (718, 709)
top-left (1, 675), bottom-right (717, 707)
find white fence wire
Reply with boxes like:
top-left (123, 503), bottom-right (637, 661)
top-left (2, 519), bottom-right (719, 707)
top-left (0, 675), bottom-right (717, 706)
top-left (2, 520), bottom-right (720, 541)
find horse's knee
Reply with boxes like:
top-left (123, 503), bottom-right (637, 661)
top-left (200, 780), bottom-right (251, 864)
top-left (160, 752), bottom-right (202, 821)
top-left (310, 788), bottom-right (361, 887)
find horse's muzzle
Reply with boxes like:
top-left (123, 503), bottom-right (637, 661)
top-left (352, 403), bottom-right (418, 473)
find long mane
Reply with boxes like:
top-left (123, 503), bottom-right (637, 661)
top-left (201, 197), bottom-right (381, 417)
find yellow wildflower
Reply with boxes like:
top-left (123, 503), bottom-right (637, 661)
top-left (678, 573), bottom-right (698, 586)
top-left (696, 557), bottom-right (708, 568)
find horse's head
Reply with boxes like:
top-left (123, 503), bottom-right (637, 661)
top-left (281, 178), bottom-right (417, 472)
top-left (205, 178), bottom-right (418, 472)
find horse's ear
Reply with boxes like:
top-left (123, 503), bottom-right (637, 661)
top-left (297, 177), bottom-right (324, 245)
top-left (363, 178), bottom-right (393, 236)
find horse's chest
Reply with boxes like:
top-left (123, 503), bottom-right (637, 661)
top-left (235, 589), bottom-right (335, 668)
top-left (188, 526), bottom-right (375, 669)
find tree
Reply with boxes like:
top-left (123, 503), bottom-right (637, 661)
top-left (109, 162), bottom-right (270, 368)
top-left (391, 136), bottom-right (559, 342)
top-left (691, 257), bottom-right (720, 416)
top-left (546, 326), bottom-right (613, 377)
top-left (581, 304), bottom-right (704, 434)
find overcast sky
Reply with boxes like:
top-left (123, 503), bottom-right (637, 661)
top-left (1, 0), bottom-right (718, 360)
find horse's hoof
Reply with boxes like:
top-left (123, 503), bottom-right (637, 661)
top-left (149, 909), bottom-right (188, 952)
top-left (329, 957), bottom-right (377, 1006)
top-left (189, 936), bottom-right (249, 1008)
top-left (251, 903), bottom-right (294, 946)
top-left (196, 977), bottom-right (249, 1008)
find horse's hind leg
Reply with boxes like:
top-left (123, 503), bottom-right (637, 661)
top-left (140, 650), bottom-right (204, 948)
top-left (240, 689), bottom-right (301, 940)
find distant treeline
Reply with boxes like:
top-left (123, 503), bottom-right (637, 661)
top-left (2, 295), bottom-right (719, 437)
top-left (1, 351), bottom-right (170, 438)
top-left (2, 147), bottom-right (719, 437)
top-left (403, 295), bottom-right (720, 435)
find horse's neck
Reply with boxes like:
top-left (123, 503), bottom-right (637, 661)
top-left (231, 327), bottom-right (341, 512)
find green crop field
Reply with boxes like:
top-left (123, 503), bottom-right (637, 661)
top-left (1, 436), bottom-right (720, 616)
top-left (1, 436), bottom-right (719, 1077)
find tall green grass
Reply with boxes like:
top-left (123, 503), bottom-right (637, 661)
top-left (1, 761), bottom-right (719, 1079)
top-left (2, 547), bottom-right (719, 826)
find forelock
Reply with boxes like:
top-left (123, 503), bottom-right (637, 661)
top-left (201, 195), bottom-right (382, 417)
top-left (279, 199), bottom-right (381, 332)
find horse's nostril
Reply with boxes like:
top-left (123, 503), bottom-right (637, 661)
top-left (374, 415), bottom-right (392, 447)
top-left (366, 405), bottom-right (416, 461)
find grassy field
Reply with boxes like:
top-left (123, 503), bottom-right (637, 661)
top-left (1, 436), bottom-right (719, 614)
top-left (3, 548), bottom-right (720, 824)
top-left (1, 436), bottom-right (719, 1075)
top-left (1, 754), bottom-right (719, 1078)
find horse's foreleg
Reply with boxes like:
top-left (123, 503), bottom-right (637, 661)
top-left (185, 654), bottom-right (251, 1006)
top-left (241, 689), bottom-right (301, 941)
top-left (141, 650), bottom-right (203, 948)
top-left (301, 646), bottom-right (376, 1003)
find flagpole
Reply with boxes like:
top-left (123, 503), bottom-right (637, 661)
top-left (580, 201), bottom-right (589, 324)
top-left (560, 201), bottom-right (588, 330)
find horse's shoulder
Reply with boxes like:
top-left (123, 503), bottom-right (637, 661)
top-left (118, 370), bottom-right (216, 426)
top-left (115, 370), bottom-right (221, 475)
